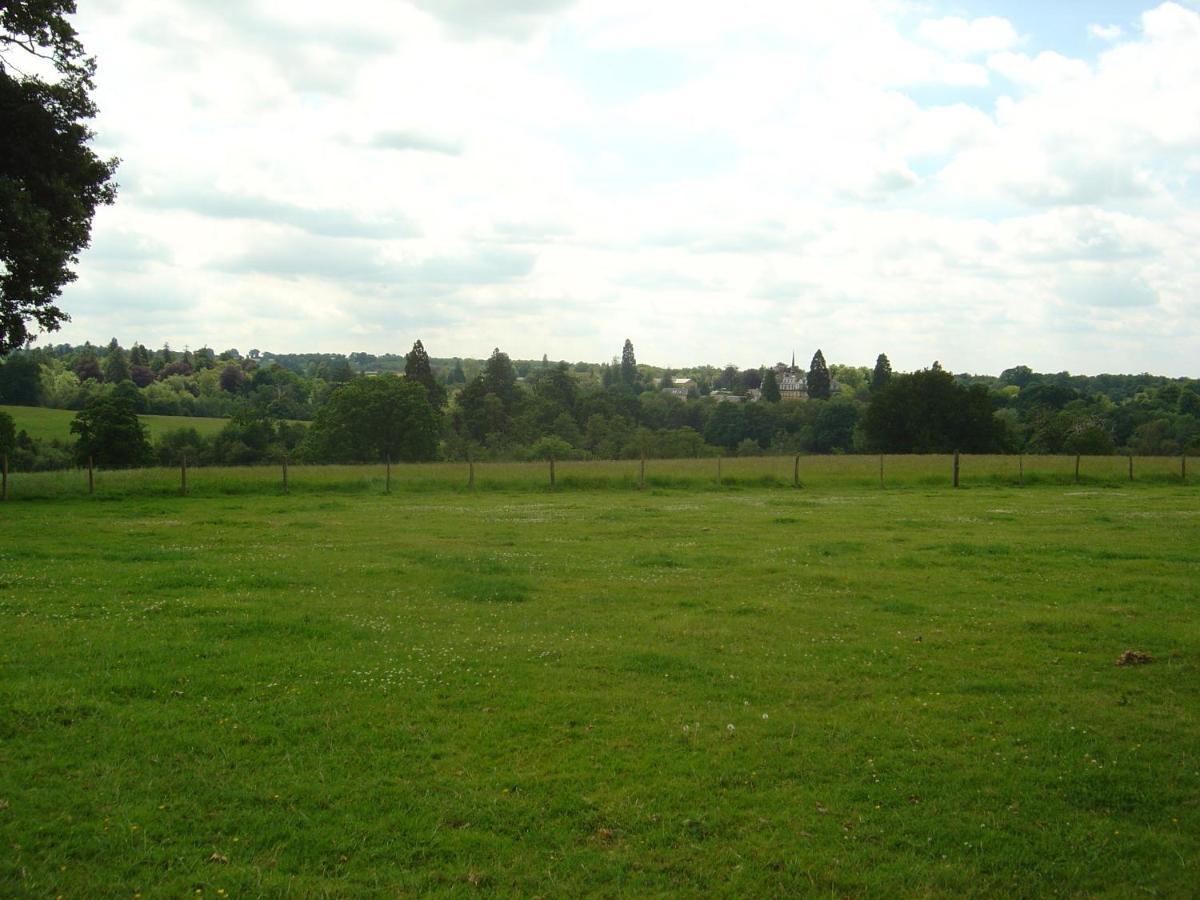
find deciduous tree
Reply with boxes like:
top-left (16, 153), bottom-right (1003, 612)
top-left (70, 396), bottom-right (152, 467)
top-left (1, 1), bottom-right (119, 353)
top-left (302, 375), bottom-right (439, 463)
top-left (861, 367), bottom-right (1004, 453)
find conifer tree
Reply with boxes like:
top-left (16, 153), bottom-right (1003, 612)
top-left (620, 339), bottom-right (638, 386)
top-left (404, 339), bottom-right (446, 407)
top-left (102, 337), bottom-right (129, 383)
top-left (761, 368), bottom-right (781, 402)
top-left (871, 353), bottom-right (892, 393)
top-left (808, 349), bottom-right (831, 400)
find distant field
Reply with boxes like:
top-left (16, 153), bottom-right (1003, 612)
top-left (0, 483), bottom-right (1196, 895)
top-left (0, 404), bottom-right (229, 442)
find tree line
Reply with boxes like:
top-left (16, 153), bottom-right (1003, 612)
top-left (1, 338), bottom-right (1197, 471)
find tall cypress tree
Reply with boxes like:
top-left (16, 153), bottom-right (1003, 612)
top-left (808, 349), bottom-right (831, 400)
top-left (620, 339), bottom-right (637, 387)
top-left (870, 353), bottom-right (892, 394)
top-left (761, 368), bottom-right (781, 402)
top-left (405, 339), bottom-right (445, 407)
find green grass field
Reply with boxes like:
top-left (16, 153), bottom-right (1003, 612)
top-left (1, 475), bottom-right (1197, 895)
top-left (0, 404), bottom-right (229, 442)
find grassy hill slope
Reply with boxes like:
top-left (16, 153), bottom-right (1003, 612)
top-left (0, 404), bottom-right (229, 442)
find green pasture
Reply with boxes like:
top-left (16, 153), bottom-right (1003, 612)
top-left (0, 404), bottom-right (229, 442)
top-left (1, 477), bottom-right (1197, 896)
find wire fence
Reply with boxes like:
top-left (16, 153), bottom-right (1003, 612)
top-left (0, 452), bottom-right (1193, 502)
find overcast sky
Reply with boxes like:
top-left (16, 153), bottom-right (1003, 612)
top-left (50, 0), bottom-right (1200, 375)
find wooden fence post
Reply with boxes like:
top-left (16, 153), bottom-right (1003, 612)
top-left (879, 454), bottom-right (884, 489)
top-left (1183, 453), bottom-right (1188, 483)
top-left (549, 454), bottom-right (556, 490)
top-left (717, 456), bottom-right (722, 485)
top-left (1128, 455), bottom-right (1134, 482)
top-left (639, 452), bottom-right (646, 491)
top-left (180, 453), bottom-right (188, 496)
top-left (953, 450), bottom-right (960, 488)
top-left (1, 453), bottom-right (7, 501)
top-left (793, 454), bottom-right (800, 488)
top-left (385, 453), bottom-right (391, 494)
top-left (87, 455), bottom-right (94, 495)
top-left (1018, 454), bottom-right (1024, 486)
top-left (282, 453), bottom-right (289, 494)
top-left (1074, 454), bottom-right (1081, 484)
top-left (468, 453), bottom-right (475, 490)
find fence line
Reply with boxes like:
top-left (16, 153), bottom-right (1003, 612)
top-left (0, 453), bottom-right (1195, 502)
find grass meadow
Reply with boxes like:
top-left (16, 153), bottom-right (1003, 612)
top-left (0, 405), bottom-right (230, 443)
top-left (1, 465), bottom-right (1197, 895)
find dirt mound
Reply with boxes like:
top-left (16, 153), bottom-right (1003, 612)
top-left (1116, 650), bottom-right (1153, 666)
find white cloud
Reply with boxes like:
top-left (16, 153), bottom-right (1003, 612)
top-left (917, 15), bottom-right (1019, 56)
top-left (1089, 23), bottom-right (1124, 41)
top-left (47, 0), bottom-right (1200, 376)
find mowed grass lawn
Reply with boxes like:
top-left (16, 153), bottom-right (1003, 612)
top-left (1, 485), bottom-right (1197, 895)
top-left (0, 404), bottom-right (229, 442)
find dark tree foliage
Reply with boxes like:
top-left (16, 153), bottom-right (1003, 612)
top-left (739, 368), bottom-right (762, 391)
top-left (715, 364), bottom-right (738, 391)
top-left (999, 365), bottom-right (1034, 389)
top-left (703, 402), bottom-right (746, 451)
top-left (620, 339), bottom-right (637, 386)
top-left (404, 339), bottom-right (446, 408)
top-left (760, 368), bottom-right (781, 403)
top-left (529, 361), bottom-right (578, 414)
top-left (808, 349), bottom-right (831, 400)
top-left (0, 1), bottom-right (118, 353)
top-left (70, 396), bottom-right (152, 467)
top-left (129, 364), bottom-right (154, 388)
top-left (160, 360), bottom-right (193, 378)
top-left (809, 398), bottom-right (859, 452)
top-left (218, 364), bottom-right (247, 393)
top-left (102, 337), bottom-right (128, 383)
top-left (870, 353), bottom-right (892, 393)
top-left (1015, 382), bottom-right (1080, 412)
top-left (72, 352), bottom-right (100, 381)
top-left (0, 408), bottom-right (14, 454)
top-left (861, 367), bottom-right (1004, 453)
top-left (453, 375), bottom-right (507, 444)
top-left (0, 352), bottom-right (41, 403)
top-left (302, 375), bottom-right (439, 463)
top-left (482, 347), bottom-right (517, 407)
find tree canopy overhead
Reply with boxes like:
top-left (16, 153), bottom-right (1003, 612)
top-left (1, 0), bottom-right (118, 355)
